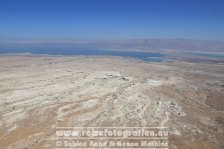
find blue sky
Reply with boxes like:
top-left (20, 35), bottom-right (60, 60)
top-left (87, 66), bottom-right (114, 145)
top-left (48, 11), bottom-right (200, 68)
top-left (0, 0), bottom-right (224, 41)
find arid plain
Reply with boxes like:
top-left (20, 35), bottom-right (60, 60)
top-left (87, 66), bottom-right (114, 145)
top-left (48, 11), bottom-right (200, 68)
top-left (0, 55), bottom-right (223, 149)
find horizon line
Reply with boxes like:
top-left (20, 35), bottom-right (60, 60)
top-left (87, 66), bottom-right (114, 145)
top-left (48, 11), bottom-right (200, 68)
top-left (1, 38), bottom-right (224, 44)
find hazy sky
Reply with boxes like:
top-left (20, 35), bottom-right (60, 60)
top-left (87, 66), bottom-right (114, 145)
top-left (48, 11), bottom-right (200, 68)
top-left (0, 0), bottom-right (224, 41)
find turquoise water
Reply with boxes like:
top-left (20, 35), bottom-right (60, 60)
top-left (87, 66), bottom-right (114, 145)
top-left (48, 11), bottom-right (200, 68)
top-left (0, 45), bottom-right (165, 62)
top-left (192, 53), bottom-right (224, 58)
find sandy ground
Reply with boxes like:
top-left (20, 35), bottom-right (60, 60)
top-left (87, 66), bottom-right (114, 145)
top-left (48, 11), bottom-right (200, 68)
top-left (0, 55), bottom-right (223, 149)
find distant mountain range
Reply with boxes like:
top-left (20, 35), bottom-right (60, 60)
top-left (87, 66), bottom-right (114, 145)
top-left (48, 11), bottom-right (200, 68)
top-left (1, 39), bottom-right (224, 52)
top-left (87, 39), bottom-right (224, 52)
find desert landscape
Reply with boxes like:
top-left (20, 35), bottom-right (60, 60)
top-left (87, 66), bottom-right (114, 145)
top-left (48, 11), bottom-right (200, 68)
top-left (1, 0), bottom-right (224, 148)
top-left (0, 55), bottom-right (223, 149)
